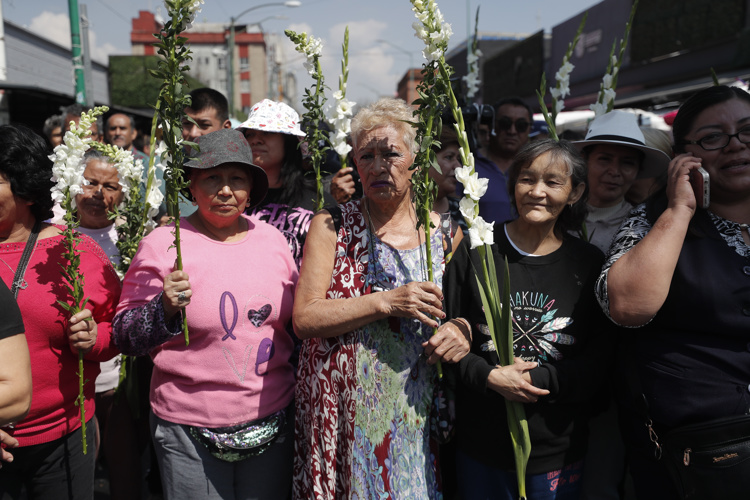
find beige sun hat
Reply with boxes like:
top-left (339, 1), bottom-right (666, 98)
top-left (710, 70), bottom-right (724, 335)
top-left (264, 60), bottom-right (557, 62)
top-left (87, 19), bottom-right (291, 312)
top-left (237, 99), bottom-right (305, 137)
top-left (573, 110), bottom-right (671, 179)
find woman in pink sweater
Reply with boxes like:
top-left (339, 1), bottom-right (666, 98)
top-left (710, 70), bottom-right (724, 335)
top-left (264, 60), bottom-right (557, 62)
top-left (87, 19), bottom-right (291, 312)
top-left (113, 129), bottom-right (298, 500)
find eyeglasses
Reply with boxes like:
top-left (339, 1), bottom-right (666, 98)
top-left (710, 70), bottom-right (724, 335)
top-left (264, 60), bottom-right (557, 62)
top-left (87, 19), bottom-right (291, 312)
top-left (680, 127), bottom-right (750, 151)
top-left (496, 117), bottom-right (530, 133)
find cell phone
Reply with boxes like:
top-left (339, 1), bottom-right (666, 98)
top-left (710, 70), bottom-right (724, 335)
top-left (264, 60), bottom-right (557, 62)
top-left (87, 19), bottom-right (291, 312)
top-left (689, 166), bottom-right (710, 209)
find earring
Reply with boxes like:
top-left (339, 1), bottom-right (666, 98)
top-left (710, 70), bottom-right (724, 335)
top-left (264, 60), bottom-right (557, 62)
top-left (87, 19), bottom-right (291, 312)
top-left (192, 200), bottom-right (198, 206)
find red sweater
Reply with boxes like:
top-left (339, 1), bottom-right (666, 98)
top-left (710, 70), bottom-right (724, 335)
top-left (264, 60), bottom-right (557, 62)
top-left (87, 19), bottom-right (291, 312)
top-left (0, 230), bottom-right (121, 446)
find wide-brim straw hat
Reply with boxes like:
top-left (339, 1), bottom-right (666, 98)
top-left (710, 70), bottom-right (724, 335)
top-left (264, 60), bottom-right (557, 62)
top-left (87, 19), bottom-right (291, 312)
top-left (237, 99), bottom-right (305, 137)
top-left (184, 128), bottom-right (268, 209)
top-left (573, 110), bottom-right (670, 179)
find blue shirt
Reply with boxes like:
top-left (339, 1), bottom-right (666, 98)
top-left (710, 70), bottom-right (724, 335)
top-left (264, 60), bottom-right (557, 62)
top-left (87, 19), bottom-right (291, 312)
top-left (456, 150), bottom-right (516, 225)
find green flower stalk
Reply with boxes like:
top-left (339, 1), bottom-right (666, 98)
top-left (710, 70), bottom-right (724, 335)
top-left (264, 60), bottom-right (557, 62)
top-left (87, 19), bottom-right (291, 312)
top-left (462, 7), bottom-right (482, 103)
top-left (329, 27), bottom-right (355, 170)
top-left (536, 73), bottom-right (560, 142)
top-left (410, 0), bottom-right (457, 379)
top-left (152, 0), bottom-right (203, 345)
top-left (412, 0), bottom-right (530, 495)
top-left (537, 13), bottom-right (587, 142)
top-left (286, 29), bottom-right (328, 212)
top-left (50, 106), bottom-right (108, 455)
top-left (591, 0), bottom-right (638, 116)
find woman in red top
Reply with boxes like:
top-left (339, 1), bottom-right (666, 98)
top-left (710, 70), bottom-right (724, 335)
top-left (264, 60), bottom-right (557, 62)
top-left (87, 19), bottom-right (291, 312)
top-left (0, 124), bottom-right (121, 500)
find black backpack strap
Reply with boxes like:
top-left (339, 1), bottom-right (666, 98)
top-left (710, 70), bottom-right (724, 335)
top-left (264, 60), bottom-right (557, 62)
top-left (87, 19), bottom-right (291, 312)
top-left (324, 204), bottom-right (343, 235)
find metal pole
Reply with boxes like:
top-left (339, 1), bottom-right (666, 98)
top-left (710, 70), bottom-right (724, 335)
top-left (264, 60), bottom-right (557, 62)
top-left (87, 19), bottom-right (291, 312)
top-left (80, 4), bottom-right (94, 106)
top-left (226, 2), bottom-right (300, 117)
top-left (67, 0), bottom-right (86, 105)
top-left (228, 17), bottom-right (235, 116)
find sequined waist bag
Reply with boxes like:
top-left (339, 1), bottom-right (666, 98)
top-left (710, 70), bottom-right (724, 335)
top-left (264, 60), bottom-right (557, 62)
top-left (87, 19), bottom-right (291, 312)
top-left (188, 404), bottom-right (289, 462)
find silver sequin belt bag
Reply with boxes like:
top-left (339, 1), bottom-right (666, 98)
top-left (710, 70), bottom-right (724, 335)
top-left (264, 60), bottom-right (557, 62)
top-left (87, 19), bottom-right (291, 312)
top-left (188, 403), bottom-right (289, 462)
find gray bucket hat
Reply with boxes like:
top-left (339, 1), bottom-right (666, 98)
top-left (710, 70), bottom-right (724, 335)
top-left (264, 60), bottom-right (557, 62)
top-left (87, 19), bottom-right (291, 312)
top-left (184, 128), bottom-right (268, 209)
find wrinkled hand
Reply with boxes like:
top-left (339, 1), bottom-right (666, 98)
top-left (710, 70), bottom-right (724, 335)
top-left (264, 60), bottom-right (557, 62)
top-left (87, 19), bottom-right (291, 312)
top-left (487, 358), bottom-right (550, 403)
top-left (68, 308), bottom-right (97, 355)
top-left (383, 281), bottom-right (445, 328)
top-left (330, 168), bottom-right (356, 203)
top-left (0, 429), bottom-right (19, 468)
top-left (162, 270), bottom-right (191, 321)
top-left (424, 318), bottom-right (471, 364)
top-left (666, 153), bottom-right (701, 215)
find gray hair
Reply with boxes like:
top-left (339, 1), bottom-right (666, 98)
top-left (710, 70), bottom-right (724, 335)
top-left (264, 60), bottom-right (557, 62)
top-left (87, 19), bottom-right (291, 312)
top-left (351, 97), bottom-right (417, 154)
top-left (507, 139), bottom-right (589, 235)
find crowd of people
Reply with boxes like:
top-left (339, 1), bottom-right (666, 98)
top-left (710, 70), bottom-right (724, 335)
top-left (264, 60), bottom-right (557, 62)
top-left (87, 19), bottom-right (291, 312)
top-left (0, 82), bottom-right (748, 500)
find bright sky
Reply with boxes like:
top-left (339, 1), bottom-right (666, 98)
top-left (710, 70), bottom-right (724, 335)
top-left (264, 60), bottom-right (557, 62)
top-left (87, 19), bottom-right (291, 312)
top-left (1, 0), bottom-right (600, 108)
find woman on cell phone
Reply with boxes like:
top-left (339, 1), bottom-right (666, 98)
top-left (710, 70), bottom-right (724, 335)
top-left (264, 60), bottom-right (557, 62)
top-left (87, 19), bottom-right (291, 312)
top-left (595, 85), bottom-right (750, 499)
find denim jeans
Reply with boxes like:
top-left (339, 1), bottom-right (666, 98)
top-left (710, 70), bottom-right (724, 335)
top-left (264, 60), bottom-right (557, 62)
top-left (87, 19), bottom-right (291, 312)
top-left (456, 449), bottom-right (583, 500)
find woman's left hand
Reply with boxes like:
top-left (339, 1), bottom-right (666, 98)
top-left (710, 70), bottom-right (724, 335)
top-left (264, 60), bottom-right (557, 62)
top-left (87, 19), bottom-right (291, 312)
top-left (423, 318), bottom-right (472, 364)
top-left (0, 428), bottom-right (19, 468)
top-left (67, 308), bottom-right (97, 355)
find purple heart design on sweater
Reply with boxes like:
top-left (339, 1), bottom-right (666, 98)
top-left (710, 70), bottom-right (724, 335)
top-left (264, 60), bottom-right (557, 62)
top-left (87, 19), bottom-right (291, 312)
top-left (248, 304), bottom-right (272, 327)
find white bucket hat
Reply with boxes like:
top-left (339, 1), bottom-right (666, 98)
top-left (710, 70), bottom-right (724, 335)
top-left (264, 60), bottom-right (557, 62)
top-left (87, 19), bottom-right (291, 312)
top-left (237, 99), bottom-right (305, 137)
top-left (573, 110), bottom-right (671, 179)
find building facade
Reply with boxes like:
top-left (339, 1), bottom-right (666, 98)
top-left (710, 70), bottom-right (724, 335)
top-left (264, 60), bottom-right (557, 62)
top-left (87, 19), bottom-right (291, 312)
top-left (131, 10), bottom-right (268, 117)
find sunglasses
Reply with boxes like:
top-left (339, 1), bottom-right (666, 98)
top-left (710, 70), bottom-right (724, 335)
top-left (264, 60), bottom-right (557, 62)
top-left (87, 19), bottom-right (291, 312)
top-left (496, 117), bottom-right (530, 133)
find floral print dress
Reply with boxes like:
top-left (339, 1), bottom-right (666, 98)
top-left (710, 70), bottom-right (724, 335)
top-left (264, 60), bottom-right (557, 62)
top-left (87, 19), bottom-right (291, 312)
top-left (293, 200), bottom-right (445, 500)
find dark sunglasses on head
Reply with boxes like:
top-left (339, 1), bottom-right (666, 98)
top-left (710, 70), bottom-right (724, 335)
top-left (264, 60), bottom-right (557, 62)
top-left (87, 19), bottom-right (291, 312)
top-left (496, 117), bottom-right (530, 133)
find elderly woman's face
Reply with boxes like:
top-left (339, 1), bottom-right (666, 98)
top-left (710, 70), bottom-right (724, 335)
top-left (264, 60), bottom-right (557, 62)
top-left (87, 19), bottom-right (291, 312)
top-left (514, 151), bottom-right (583, 226)
top-left (586, 144), bottom-right (641, 208)
top-left (354, 125), bottom-right (415, 202)
top-left (681, 98), bottom-right (750, 203)
top-left (189, 164), bottom-right (252, 228)
top-left (75, 159), bottom-right (124, 230)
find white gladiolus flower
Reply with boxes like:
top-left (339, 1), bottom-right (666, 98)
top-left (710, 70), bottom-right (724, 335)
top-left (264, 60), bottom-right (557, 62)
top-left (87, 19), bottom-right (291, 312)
top-left (603, 87), bottom-right (616, 104)
top-left (590, 101), bottom-right (607, 117)
top-left (463, 173), bottom-right (489, 201)
top-left (602, 73), bottom-right (613, 90)
top-left (554, 99), bottom-right (565, 115)
top-left (458, 195), bottom-right (477, 223)
top-left (468, 216), bottom-right (494, 249)
top-left (454, 165), bottom-right (473, 185)
top-left (333, 140), bottom-right (352, 157)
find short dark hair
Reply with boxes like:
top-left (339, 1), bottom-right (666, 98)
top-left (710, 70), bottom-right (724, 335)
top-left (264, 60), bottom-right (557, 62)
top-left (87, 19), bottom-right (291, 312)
top-left (672, 85), bottom-right (750, 154)
top-left (0, 124), bottom-right (55, 222)
top-left (507, 139), bottom-right (588, 236)
top-left (188, 88), bottom-right (229, 123)
top-left (43, 114), bottom-right (63, 139)
top-left (60, 103), bottom-right (103, 134)
top-left (494, 97), bottom-right (533, 122)
top-left (105, 112), bottom-right (136, 131)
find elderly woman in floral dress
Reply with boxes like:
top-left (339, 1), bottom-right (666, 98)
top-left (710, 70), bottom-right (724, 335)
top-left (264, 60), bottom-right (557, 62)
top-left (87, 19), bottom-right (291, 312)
top-left (292, 98), bottom-right (470, 499)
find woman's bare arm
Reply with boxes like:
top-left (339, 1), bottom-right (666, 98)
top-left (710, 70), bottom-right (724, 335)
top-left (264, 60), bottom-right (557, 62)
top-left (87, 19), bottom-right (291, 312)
top-left (293, 211), bottom-right (445, 339)
top-left (0, 334), bottom-right (31, 426)
top-left (606, 154), bottom-right (698, 325)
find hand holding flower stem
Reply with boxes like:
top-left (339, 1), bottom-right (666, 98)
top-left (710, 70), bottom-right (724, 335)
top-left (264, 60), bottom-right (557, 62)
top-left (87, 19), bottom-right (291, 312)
top-left (153, 0), bottom-right (204, 344)
top-left (50, 107), bottom-right (108, 454)
top-left (417, 0), bottom-right (530, 493)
